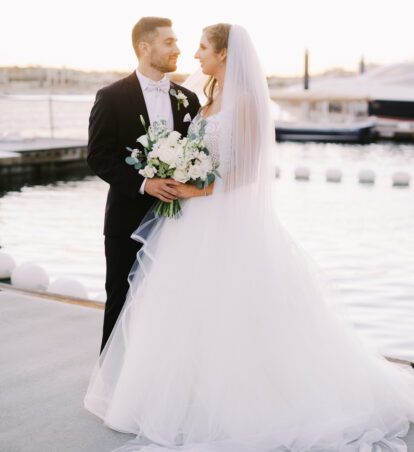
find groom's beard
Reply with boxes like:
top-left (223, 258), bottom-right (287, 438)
top-left (150, 55), bottom-right (178, 74)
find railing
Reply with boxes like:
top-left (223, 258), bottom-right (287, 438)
top-left (0, 94), bottom-right (94, 140)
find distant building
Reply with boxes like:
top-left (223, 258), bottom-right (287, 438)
top-left (0, 66), bottom-right (129, 92)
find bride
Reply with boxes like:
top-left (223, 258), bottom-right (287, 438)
top-left (84, 24), bottom-right (414, 451)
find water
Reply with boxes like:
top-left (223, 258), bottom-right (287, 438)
top-left (0, 96), bottom-right (413, 361)
top-left (0, 94), bottom-right (93, 139)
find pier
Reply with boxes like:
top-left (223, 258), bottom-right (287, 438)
top-left (0, 287), bottom-right (139, 451)
top-left (1, 285), bottom-right (414, 451)
top-left (0, 138), bottom-right (87, 176)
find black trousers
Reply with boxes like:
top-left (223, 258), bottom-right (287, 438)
top-left (100, 236), bottom-right (142, 353)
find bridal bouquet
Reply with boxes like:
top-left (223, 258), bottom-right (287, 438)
top-left (125, 115), bottom-right (220, 218)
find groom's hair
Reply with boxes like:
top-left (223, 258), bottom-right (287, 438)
top-left (132, 17), bottom-right (173, 57)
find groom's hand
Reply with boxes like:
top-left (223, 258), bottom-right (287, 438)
top-left (144, 178), bottom-right (181, 203)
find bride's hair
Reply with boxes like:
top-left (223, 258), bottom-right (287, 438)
top-left (202, 23), bottom-right (231, 110)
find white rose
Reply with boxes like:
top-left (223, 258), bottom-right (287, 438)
top-left (201, 161), bottom-right (213, 174)
top-left (173, 167), bottom-right (190, 183)
top-left (185, 149), bottom-right (197, 161)
top-left (198, 152), bottom-right (213, 171)
top-left (166, 131), bottom-right (181, 146)
top-left (188, 164), bottom-right (202, 180)
top-left (158, 145), bottom-right (178, 167)
top-left (139, 166), bottom-right (157, 178)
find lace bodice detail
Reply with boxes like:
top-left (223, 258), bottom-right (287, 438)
top-left (188, 112), bottom-right (221, 163)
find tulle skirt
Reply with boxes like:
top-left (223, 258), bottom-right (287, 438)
top-left (84, 190), bottom-right (414, 451)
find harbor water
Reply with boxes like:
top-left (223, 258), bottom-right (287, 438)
top-left (0, 95), bottom-right (413, 362)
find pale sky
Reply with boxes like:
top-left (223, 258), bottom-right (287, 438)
top-left (2, 0), bottom-right (413, 76)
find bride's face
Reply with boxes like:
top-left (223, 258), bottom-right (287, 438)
top-left (194, 32), bottom-right (225, 76)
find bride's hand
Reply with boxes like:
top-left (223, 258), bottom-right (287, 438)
top-left (144, 178), bottom-right (181, 202)
top-left (175, 182), bottom-right (214, 199)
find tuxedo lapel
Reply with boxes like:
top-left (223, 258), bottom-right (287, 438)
top-left (125, 71), bottom-right (150, 130)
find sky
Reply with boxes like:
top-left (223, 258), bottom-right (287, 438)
top-left (1, 0), bottom-right (413, 76)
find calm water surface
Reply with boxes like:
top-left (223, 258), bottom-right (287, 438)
top-left (1, 127), bottom-right (413, 361)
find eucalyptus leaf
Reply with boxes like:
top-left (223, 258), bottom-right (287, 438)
top-left (195, 179), bottom-right (203, 189)
top-left (125, 157), bottom-right (136, 165)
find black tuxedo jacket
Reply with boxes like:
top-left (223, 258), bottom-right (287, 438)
top-left (87, 71), bottom-right (201, 237)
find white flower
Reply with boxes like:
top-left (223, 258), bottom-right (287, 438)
top-left (173, 167), bottom-right (190, 183)
top-left (188, 164), bottom-right (202, 180)
top-left (157, 145), bottom-right (179, 167)
top-left (169, 88), bottom-right (189, 111)
top-left (137, 135), bottom-right (149, 148)
top-left (131, 149), bottom-right (139, 159)
top-left (166, 131), bottom-right (181, 146)
top-left (139, 166), bottom-right (157, 178)
top-left (183, 113), bottom-right (192, 123)
top-left (199, 158), bottom-right (213, 173)
top-left (176, 91), bottom-right (189, 108)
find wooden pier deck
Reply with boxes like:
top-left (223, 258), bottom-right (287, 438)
top-left (0, 138), bottom-right (87, 176)
top-left (0, 287), bottom-right (413, 451)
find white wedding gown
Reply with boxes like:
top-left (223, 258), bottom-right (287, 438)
top-left (84, 112), bottom-right (414, 452)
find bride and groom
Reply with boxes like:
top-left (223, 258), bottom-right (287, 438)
top-left (85, 17), bottom-right (414, 452)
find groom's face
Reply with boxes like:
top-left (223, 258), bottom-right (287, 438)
top-left (147, 27), bottom-right (180, 73)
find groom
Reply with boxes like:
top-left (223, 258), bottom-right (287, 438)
top-left (87, 17), bottom-right (201, 353)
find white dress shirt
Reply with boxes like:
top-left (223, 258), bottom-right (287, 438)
top-left (136, 69), bottom-right (174, 195)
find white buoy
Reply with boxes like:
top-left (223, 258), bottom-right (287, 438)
top-left (358, 169), bottom-right (375, 184)
top-left (48, 278), bottom-right (88, 299)
top-left (392, 171), bottom-right (410, 187)
top-left (326, 168), bottom-right (342, 183)
top-left (275, 166), bottom-right (280, 178)
top-left (11, 262), bottom-right (49, 291)
top-left (295, 166), bottom-right (310, 180)
top-left (0, 251), bottom-right (16, 279)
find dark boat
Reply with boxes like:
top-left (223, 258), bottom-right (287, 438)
top-left (275, 120), bottom-right (376, 144)
top-left (368, 99), bottom-right (414, 120)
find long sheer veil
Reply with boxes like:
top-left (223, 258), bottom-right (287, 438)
top-left (216, 25), bottom-right (274, 198)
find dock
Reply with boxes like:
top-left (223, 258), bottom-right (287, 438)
top-left (0, 286), bottom-right (414, 451)
top-left (0, 138), bottom-right (87, 176)
top-left (0, 287), bottom-right (139, 452)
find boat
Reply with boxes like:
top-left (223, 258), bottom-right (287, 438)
top-left (270, 61), bottom-right (414, 143)
top-left (275, 119), bottom-right (376, 143)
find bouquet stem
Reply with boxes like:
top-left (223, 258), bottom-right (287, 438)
top-left (154, 199), bottom-right (182, 218)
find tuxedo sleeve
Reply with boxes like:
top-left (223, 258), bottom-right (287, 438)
top-left (87, 89), bottom-right (144, 200)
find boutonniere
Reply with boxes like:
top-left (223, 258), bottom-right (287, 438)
top-left (169, 88), bottom-right (189, 111)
